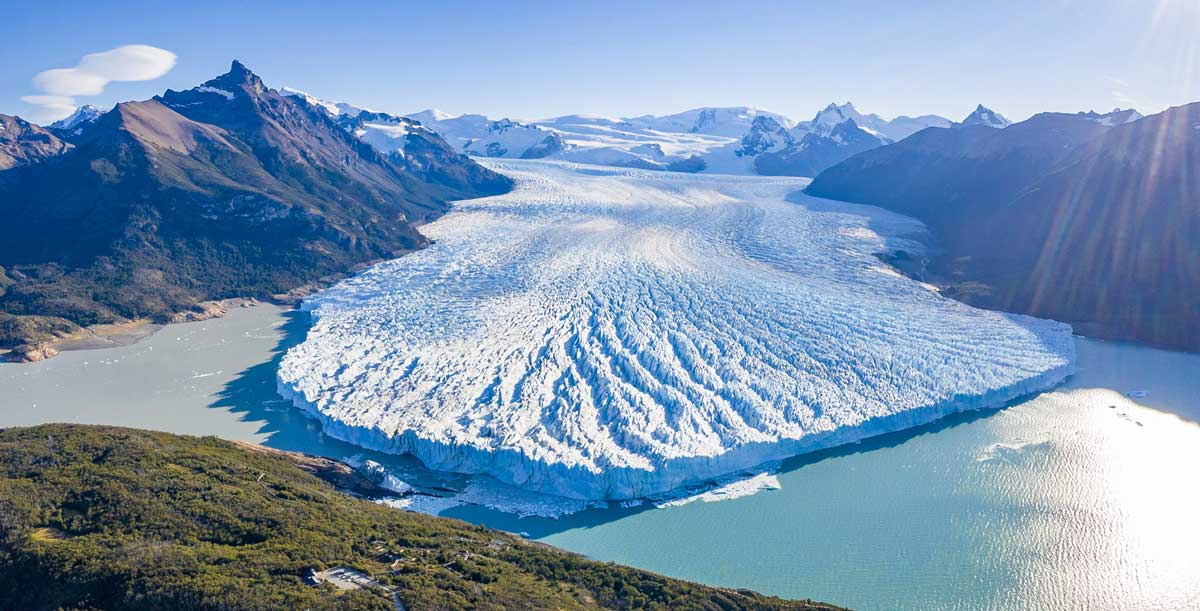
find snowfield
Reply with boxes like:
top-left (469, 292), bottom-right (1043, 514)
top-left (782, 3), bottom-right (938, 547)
top-left (277, 160), bottom-right (1075, 500)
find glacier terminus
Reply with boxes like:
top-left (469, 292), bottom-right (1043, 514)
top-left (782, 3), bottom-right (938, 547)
top-left (277, 160), bottom-right (1075, 500)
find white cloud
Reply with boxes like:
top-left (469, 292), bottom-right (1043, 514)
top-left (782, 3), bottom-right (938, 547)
top-left (33, 69), bottom-right (109, 97)
top-left (19, 95), bottom-right (78, 121)
top-left (78, 45), bottom-right (177, 82)
top-left (24, 44), bottom-right (176, 123)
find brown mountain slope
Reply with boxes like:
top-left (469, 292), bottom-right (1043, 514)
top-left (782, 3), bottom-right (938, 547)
top-left (0, 114), bottom-right (71, 171)
top-left (0, 62), bottom-right (511, 356)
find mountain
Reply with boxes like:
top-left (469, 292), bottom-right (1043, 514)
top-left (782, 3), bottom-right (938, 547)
top-left (275, 96), bottom-right (947, 177)
top-left (0, 424), bottom-right (843, 611)
top-left (880, 113), bottom-right (955, 140)
top-left (755, 119), bottom-right (890, 176)
top-left (1078, 107), bottom-right (1144, 126)
top-left (0, 61), bottom-right (509, 355)
top-left (807, 104), bottom-right (1198, 350)
top-left (281, 90), bottom-right (571, 162)
top-left (0, 114), bottom-right (71, 171)
top-left (735, 114), bottom-right (795, 156)
top-left (747, 103), bottom-right (901, 177)
top-left (279, 86), bottom-right (371, 117)
top-left (625, 106), bottom-right (794, 137)
top-left (807, 111), bottom-right (1111, 220)
top-left (405, 110), bottom-right (566, 159)
top-left (959, 104), bottom-right (1011, 128)
top-left (803, 102), bottom-right (951, 141)
top-left (47, 104), bottom-right (104, 136)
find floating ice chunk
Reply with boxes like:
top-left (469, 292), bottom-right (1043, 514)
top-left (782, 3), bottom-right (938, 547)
top-left (277, 160), bottom-right (1075, 500)
top-left (378, 495), bottom-right (463, 516)
top-left (656, 472), bottom-right (782, 508)
top-left (378, 478), bottom-right (600, 518)
top-left (976, 440), bottom-right (1052, 464)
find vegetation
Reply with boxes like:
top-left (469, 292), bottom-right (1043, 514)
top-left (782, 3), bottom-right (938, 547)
top-left (0, 312), bottom-right (81, 353)
top-left (0, 62), bottom-right (511, 353)
top-left (0, 424), bottom-right (845, 611)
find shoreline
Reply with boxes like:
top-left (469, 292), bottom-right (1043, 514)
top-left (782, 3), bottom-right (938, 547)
top-left (2, 297), bottom-right (267, 363)
top-left (0, 263), bottom-right (378, 364)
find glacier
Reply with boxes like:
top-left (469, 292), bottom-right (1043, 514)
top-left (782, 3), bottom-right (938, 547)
top-left (277, 159), bottom-right (1075, 500)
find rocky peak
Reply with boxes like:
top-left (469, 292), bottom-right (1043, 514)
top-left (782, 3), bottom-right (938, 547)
top-left (959, 104), bottom-right (1011, 129)
top-left (217, 60), bottom-right (265, 91)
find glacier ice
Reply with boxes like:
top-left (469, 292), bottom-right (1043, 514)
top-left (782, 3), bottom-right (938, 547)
top-left (277, 159), bottom-right (1075, 500)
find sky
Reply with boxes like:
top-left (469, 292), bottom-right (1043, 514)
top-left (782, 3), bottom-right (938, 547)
top-left (3, 0), bottom-right (1199, 125)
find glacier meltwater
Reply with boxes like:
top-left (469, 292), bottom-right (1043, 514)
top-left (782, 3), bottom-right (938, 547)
top-left (277, 160), bottom-right (1075, 500)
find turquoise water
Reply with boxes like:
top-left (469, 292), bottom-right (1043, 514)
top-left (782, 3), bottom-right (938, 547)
top-left (2, 306), bottom-right (1198, 610)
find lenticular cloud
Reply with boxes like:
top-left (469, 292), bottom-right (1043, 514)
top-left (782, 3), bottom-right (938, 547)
top-left (277, 160), bottom-right (1074, 500)
top-left (24, 45), bottom-right (176, 121)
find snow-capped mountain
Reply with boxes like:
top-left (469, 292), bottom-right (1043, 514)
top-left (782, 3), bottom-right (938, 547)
top-left (1079, 107), bottom-right (1143, 126)
top-left (748, 102), bottom-right (950, 177)
top-left (756, 119), bottom-right (891, 177)
top-left (625, 106), bottom-right (794, 137)
top-left (876, 114), bottom-right (954, 140)
top-left (735, 115), bottom-right (794, 156)
top-left (406, 111), bottom-right (566, 159)
top-left (802, 102), bottom-right (950, 141)
top-left (959, 104), bottom-right (1011, 128)
top-left (48, 104), bottom-right (105, 132)
top-left (277, 88), bottom-right (948, 176)
top-left (280, 87), bottom-right (371, 117)
top-left (281, 87), bottom-right (426, 155)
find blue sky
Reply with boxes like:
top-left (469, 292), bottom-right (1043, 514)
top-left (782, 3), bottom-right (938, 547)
top-left (3, 0), bottom-right (1198, 124)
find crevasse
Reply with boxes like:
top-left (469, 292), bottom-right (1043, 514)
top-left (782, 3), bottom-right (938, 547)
top-left (277, 160), bottom-right (1075, 500)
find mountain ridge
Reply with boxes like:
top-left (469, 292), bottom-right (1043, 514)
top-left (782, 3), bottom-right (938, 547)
top-left (0, 61), bottom-right (510, 360)
top-left (806, 102), bottom-right (1199, 350)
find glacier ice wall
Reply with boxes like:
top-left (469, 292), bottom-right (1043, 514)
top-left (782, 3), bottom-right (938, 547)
top-left (277, 160), bottom-right (1075, 500)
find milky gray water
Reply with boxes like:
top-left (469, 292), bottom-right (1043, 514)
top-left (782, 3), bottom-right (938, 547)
top-left (1, 304), bottom-right (1198, 610)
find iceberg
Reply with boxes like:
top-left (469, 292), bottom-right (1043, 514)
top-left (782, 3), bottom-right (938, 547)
top-left (277, 160), bottom-right (1075, 500)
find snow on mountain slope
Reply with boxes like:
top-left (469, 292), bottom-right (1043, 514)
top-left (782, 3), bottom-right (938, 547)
top-left (533, 112), bottom-right (741, 170)
top-left (48, 104), bottom-right (105, 132)
top-left (959, 104), bottom-right (1012, 128)
top-left (278, 89), bottom-right (945, 175)
top-left (277, 159), bottom-right (1075, 500)
top-left (280, 87), bottom-right (371, 117)
top-left (800, 102), bottom-right (950, 141)
top-left (625, 107), bottom-right (794, 137)
top-left (406, 110), bottom-right (564, 159)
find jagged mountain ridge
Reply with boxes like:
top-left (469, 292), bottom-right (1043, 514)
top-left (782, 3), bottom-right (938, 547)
top-left (0, 61), bottom-right (509, 342)
top-left (281, 89), bottom-right (953, 176)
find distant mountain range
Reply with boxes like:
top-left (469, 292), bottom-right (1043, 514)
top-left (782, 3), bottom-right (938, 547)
top-left (280, 92), bottom-right (959, 177)
top-left (806, 105), bottom-right (1198, 351)
top-left (0, 61), bottom-right (509, 360)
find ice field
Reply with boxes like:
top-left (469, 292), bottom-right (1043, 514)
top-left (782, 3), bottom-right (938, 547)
top-left (277, 160), bottom-right (1075, 499)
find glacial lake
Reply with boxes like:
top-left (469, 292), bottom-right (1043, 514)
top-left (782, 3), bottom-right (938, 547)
top-left (2, 304), bottom-right (1198, 611)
